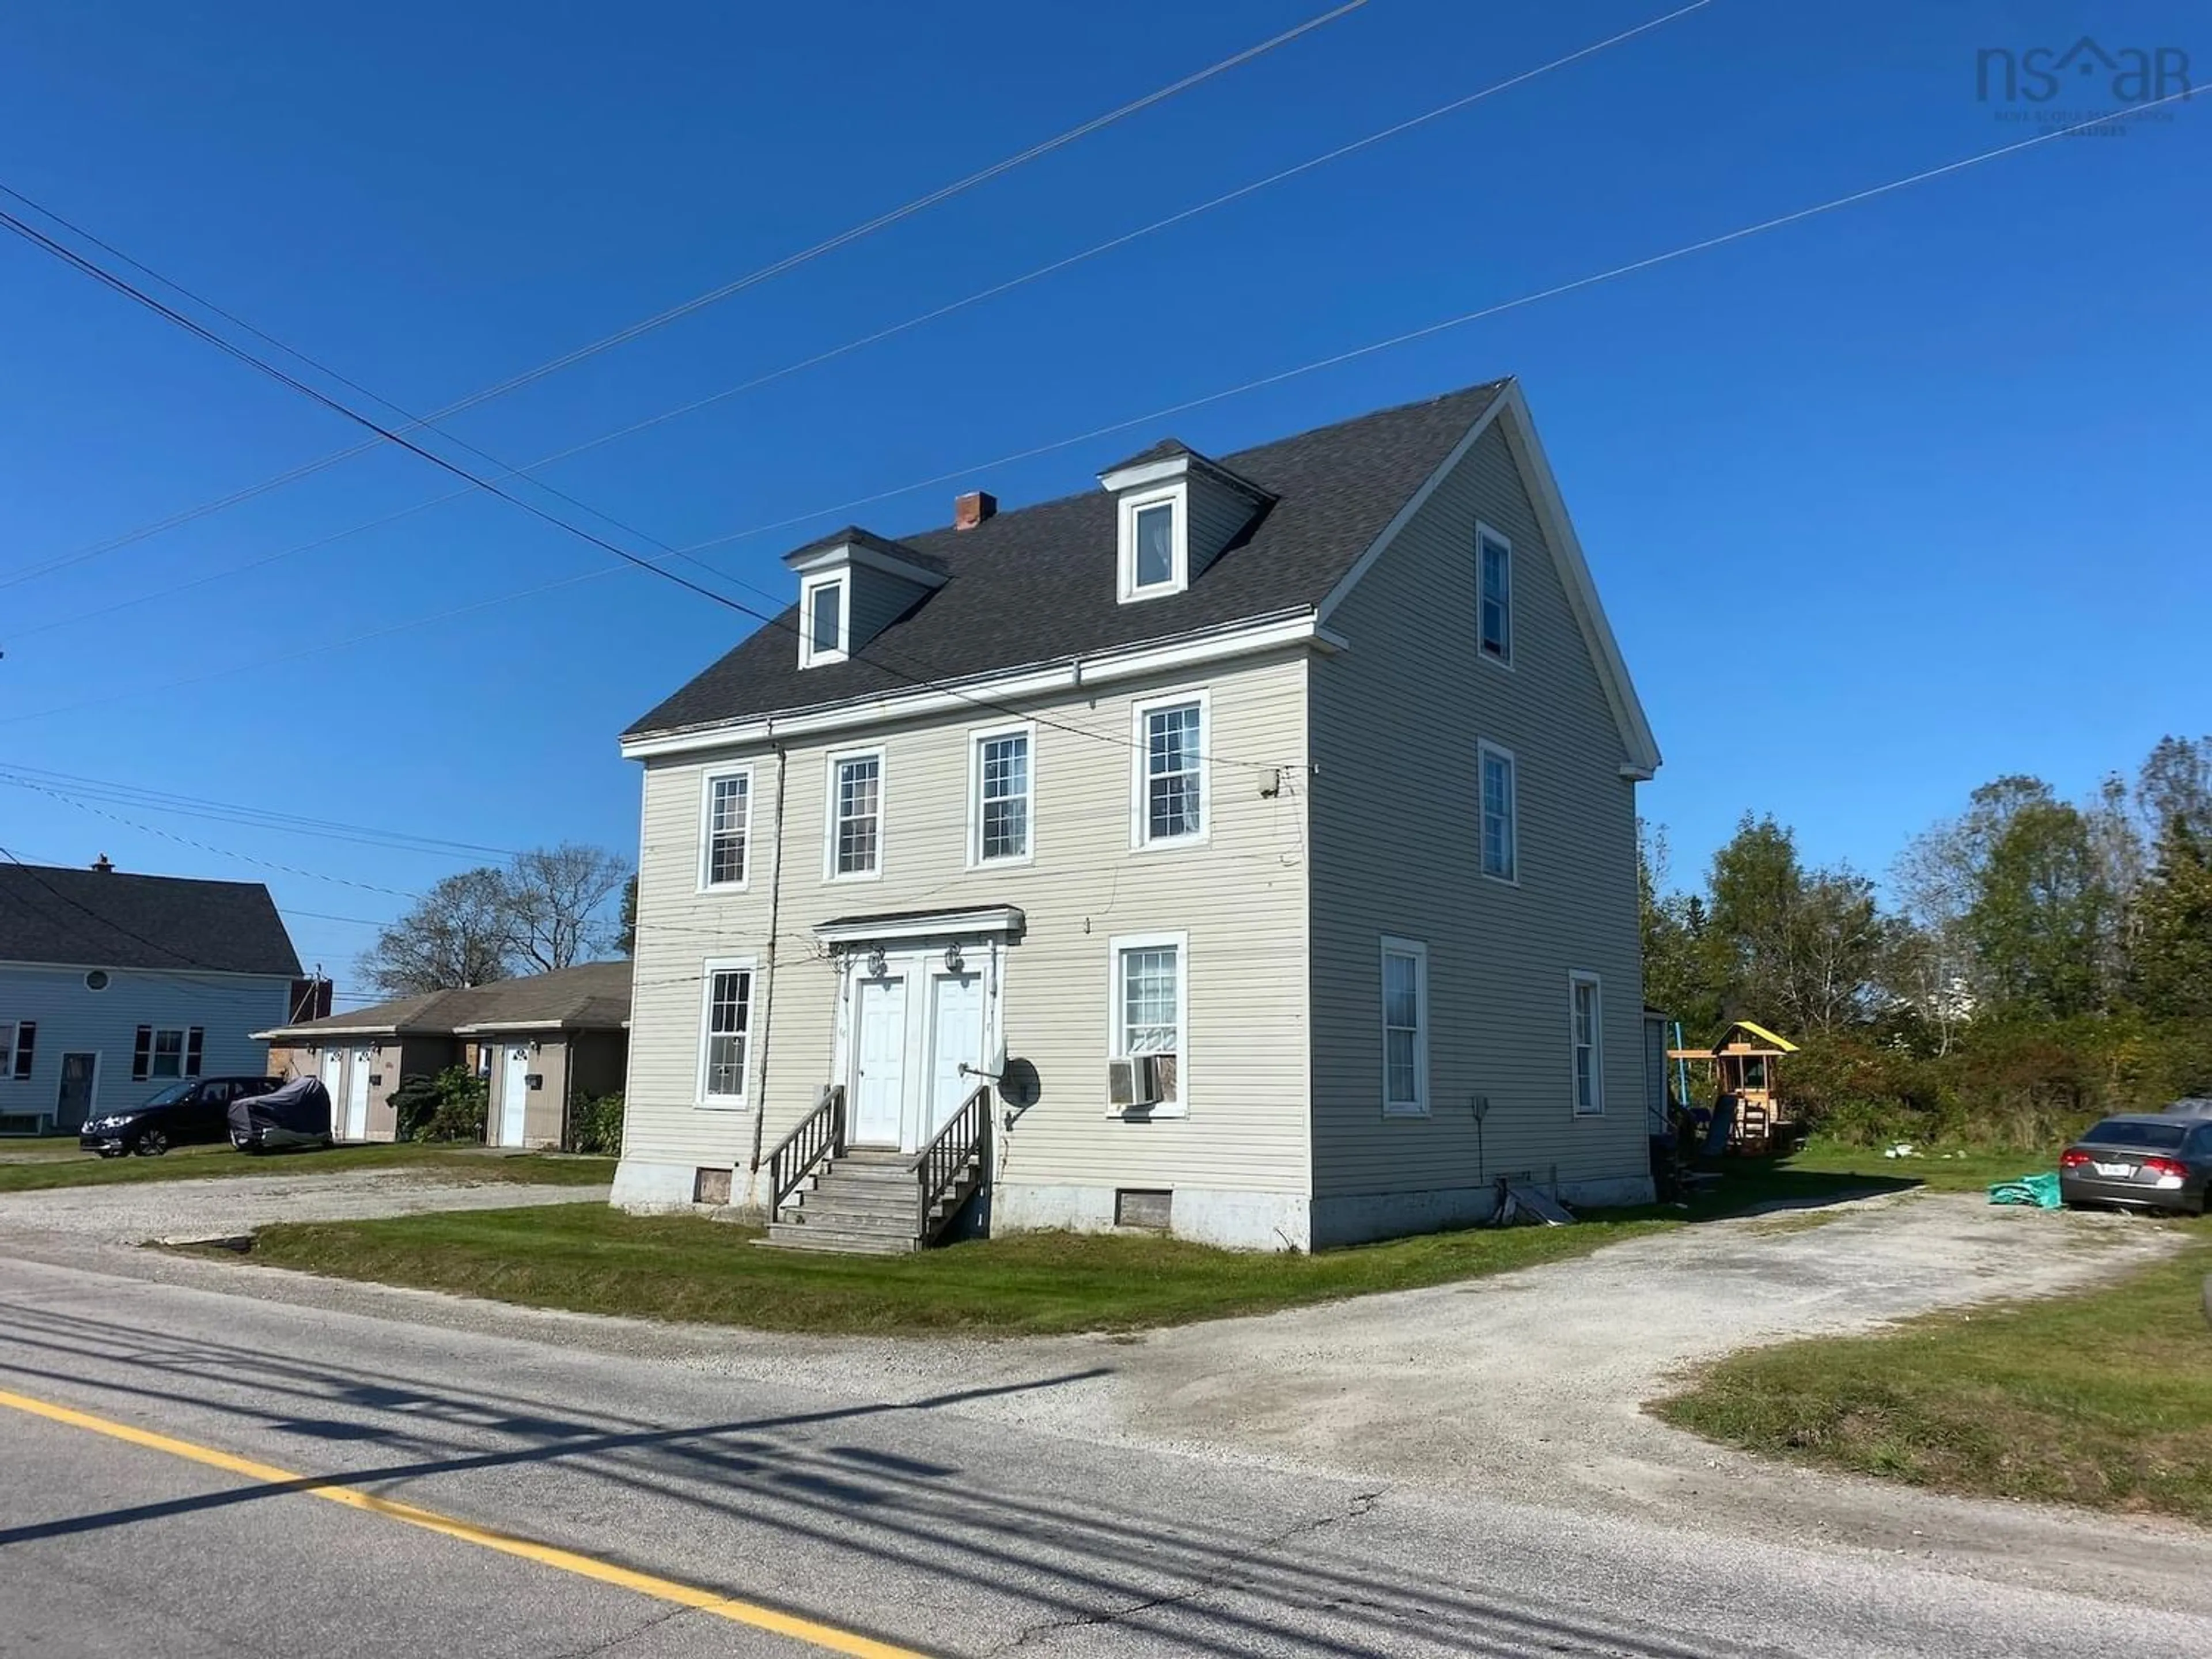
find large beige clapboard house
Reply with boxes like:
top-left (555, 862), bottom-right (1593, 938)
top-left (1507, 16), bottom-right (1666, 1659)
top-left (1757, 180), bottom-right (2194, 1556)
top-left (615, 378), bottom-right (1662, 1251)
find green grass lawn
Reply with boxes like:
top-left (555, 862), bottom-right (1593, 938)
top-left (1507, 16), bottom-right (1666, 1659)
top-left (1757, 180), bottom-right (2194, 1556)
top-left (240, 1201), bottom-right (1681, 1335)
top-left (1656, 1217), bottom-right (2212, 1522)
top-left (1783, 1139), bottom-right (2055, 1195)
top-left (228, 1153), bottom-right (1916, 1338)
top-left (0, 1141), bottom-right (614, 1194)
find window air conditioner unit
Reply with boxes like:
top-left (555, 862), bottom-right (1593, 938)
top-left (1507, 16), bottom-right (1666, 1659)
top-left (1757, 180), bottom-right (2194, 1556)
top-left (1109, 1055), bottom-right (1162, 1107)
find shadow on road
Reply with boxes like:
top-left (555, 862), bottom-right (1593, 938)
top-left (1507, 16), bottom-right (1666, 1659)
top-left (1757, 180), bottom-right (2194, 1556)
top-left (0, 1299), bottom-right (1750, 1658)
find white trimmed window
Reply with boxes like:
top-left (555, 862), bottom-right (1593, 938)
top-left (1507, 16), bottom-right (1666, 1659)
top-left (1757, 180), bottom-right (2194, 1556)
top-left (1117, 486), bottom-right (1188, 601)
top-left (700, 768), bottom-right (752, 889)
top-left (0, 1021), bottom-right (18, 1080)
top-left (1478, 524), bottom-right (1512, 664)
top-left (824, 749), bottom-right (884, 880)
top-left (699, 960), bottom-right (755, 1107)
top-left (1479, 741), bottom-right (1518, 881)
top-left (798, 573), bottom-right (848, 668)
top-left (1132, 692), bottom-right (1207, 848)
top-left (1111, 932), bottom-right (1185, 1112)
top-left (1570, 971), bottom-right (1603, 1115)
top-left (970, 725), bottom-right (1033, 866)
top-left (1380, 939), bottom-right (1428, 1116)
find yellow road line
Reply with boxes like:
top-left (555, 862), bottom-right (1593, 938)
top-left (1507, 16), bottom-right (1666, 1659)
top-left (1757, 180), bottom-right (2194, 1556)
top-left (0, 1385), bottom-right (926, 1659)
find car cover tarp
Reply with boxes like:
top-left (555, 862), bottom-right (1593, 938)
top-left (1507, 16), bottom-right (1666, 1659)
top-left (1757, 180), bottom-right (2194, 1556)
top-left (229, 1076), bottom-right (331, 1139)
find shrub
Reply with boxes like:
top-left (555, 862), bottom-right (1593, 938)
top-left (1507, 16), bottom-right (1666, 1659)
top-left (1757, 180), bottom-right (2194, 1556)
top-left (1783, 1018), bottom-right (2212, 1150)
top-left (571, 1090), bottom-right (624, 1156)
top-left (1780, 1036), bottom-right (1956, 1146)
top-left (418, 1066), bottom-right (488, 1144)
top-left (388, 1074), bottom-right (443, 1142)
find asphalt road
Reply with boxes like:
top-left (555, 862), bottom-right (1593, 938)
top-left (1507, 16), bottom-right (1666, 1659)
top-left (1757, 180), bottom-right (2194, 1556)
top-left (3, 1255), bottom-right (2209, 1659)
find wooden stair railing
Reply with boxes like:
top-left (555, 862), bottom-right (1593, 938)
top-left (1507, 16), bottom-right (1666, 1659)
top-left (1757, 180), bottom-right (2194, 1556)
top-left (767, 1084), bottom-right (844, 1215)
top-left (911, 1083), bottom-right (989, 1244)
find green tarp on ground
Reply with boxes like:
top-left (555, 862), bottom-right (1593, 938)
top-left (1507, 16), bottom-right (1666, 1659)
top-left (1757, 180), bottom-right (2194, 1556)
top-left (1988, 1172), bottom-right (2062, 1209)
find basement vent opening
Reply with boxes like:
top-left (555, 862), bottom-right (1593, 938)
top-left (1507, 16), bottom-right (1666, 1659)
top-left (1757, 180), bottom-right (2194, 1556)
top-left (1115, 1188), bottom-right (1173, 1230)
top-left (693, 1167), bottom-right (733, 1206)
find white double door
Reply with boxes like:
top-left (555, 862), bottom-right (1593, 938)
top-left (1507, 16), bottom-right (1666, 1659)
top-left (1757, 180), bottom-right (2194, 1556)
top-left (848, 962), bottom-right (986, 1154)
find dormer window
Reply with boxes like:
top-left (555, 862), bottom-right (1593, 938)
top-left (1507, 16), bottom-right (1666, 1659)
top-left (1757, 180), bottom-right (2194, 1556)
top-left (783, 526), bottom-right (945, 671)
top-left (1118, 487), bottom-right (1188, 602)
top-left (800, 573), bottom-right (847, 668)
top-left (1099, 440), bottom-right (1272, 608)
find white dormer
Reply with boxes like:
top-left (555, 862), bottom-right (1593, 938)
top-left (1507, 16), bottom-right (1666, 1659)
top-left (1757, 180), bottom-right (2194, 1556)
top-left (1097, 442), bottom-right (1272, 605)
top-left (783, 527), bottom-right (949, 669)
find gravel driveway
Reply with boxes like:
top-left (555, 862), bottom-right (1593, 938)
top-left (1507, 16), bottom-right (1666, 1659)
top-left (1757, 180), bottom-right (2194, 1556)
top-left (0, 1169), bottom-right (607, 1247)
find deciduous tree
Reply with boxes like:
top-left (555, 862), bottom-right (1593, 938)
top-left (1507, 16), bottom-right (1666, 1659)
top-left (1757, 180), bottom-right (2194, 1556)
top-left (359, 869), bottom-right (514, 996)
top-left (503, 843), bottom-right (630, 973)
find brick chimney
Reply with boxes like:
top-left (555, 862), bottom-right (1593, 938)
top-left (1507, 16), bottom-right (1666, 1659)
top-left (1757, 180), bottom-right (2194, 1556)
top-left (91, 853), bottom-right (113, 873)
top-left (954, 490), bottom-right (997, 531)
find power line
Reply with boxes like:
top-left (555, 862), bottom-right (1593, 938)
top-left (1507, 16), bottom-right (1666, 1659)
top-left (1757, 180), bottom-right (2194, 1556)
top-left (1, 772), bottom-right (426, 899)
top-left (0, 200), bottom-right (1294, 773)
top-left (0, 763), bottom-right (521, 859)
top-left (0, 1), bottom-right (1370, 594)
top-left (6, 0), bottom-right (1714, 646)
top-left (5, 86), bottom-right (2190, 751)
top-left (662, 84), bottom-right (2210, 563)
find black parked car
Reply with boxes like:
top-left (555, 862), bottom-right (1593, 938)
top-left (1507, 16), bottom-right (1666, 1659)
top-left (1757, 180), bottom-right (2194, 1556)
top-left (79, 1077), bottom-right (283, 1157)
top-left (2059, 1113), bottom-right (2212, 1216)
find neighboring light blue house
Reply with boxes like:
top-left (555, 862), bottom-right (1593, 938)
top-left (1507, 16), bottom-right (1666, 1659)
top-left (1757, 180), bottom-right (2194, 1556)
top-left (0, 857), bottom-right (304, 1134)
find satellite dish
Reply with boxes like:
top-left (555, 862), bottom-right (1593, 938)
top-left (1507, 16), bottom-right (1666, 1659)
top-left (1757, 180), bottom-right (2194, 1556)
top-left (998, 1058), bottom-right (1041, 1110)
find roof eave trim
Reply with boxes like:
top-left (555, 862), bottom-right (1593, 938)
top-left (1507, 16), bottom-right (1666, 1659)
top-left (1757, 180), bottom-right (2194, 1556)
top-left (255, 1023), bottom-right (407, 1040)
top-left (1098, 452), bottom-right (1275, 503)
top-left (450, 1018), bottom-right (584, 1035)
top-left (785, 540), bottom-right (949, 590)
top-left (619, 608), bottom-right (1321, 760)
top-left (1313, 382), bottom-right (1662, 779)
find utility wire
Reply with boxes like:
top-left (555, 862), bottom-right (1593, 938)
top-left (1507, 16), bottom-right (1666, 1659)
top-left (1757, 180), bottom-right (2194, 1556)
top-left (0, 1), bottom-right (1370, 593)
top-left (4, 85), bottom-right (2191, 745)
top-left (673, 85), bottom-right (2210, 564)
top-left (0, 763), bottom-right (520, 859)
top-left (3, 772), bottom-right (426, 899)
top-left (0, 201), bottom-right (1297, 772)
top-left (6, 0), bottom-right (1713, 645)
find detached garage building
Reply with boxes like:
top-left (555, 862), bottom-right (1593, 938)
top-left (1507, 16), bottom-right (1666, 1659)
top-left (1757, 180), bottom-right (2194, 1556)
top-left (257, 960), bottom-right (630, 1147)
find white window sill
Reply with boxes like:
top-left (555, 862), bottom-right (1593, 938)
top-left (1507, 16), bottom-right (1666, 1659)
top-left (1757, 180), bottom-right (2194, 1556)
top-left (1107, 1102), bottom-right (1188, 1120)
top-left (695, 1100), bottom-right (751, 1112)
top-left (824, 868), bottom-right (884, 884)
top-left (1130, 832), bottom-right (1209, 856)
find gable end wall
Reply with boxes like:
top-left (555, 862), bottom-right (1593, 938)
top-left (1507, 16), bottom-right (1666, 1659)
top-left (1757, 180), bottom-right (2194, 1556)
top-left (1305, 419), bottom-right (1650, 1241)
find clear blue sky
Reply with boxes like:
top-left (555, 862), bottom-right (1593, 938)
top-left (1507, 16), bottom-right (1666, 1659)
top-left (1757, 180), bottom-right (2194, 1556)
top-left (2, 0), bottom-right (2205, 989)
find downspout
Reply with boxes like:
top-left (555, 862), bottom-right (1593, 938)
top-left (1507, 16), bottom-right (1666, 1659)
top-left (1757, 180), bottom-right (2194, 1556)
top-left (745, 740), bottom-right (790, 1207)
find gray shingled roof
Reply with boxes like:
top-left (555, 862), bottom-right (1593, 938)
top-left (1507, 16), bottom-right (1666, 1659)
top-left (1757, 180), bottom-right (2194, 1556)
top-left (627, 380), bottom-right (1509, 737)
top-left (263, 960), bottom-right (632, 1038)
top-left (0, 863), bottom-right (301, 977)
